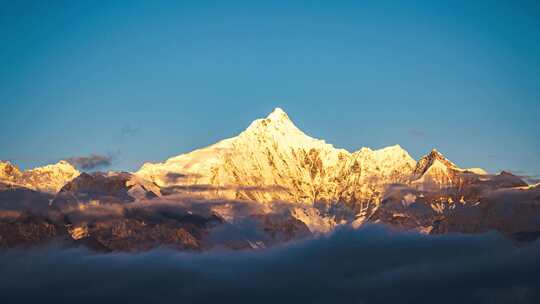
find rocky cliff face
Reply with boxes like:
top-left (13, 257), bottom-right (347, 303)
top-left (52, 172), bottom-right (161, 209)
top-left (371, 182), bottom-right (539, 239)
top-left (0, 212), bottom-right (70, 248)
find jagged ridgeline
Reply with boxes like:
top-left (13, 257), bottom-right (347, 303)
top-left (1, 108), bottom-right (538, 251)
top-left (135, 108), bottom-right (515, 214)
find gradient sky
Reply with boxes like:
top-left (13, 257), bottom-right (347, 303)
top-left (1, 0), bottom-right (539, 177)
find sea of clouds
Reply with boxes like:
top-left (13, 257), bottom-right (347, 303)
top-left (1, 225), bottom-right (539, 304)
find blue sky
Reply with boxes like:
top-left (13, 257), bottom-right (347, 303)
top-left (1, 0), bottom-right (539, 177)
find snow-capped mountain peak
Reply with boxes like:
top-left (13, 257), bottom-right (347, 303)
top-left (0, 160), bottom-right (80, 193)
top-left (267, 107), bottom-right (290, 121)
top-left (0, 161), bottom-right (22, 182)
top-left (247, 107), bottom-right (292, 126)
top-left (240, 107), bottom-right (327, 149)
top-left (409, 149), bottom-right (490, 190)
top-left (413, 149), bottom-right (458, 177)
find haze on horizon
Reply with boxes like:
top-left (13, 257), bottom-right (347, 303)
top-left (1, 1), bottom-right (539, 178)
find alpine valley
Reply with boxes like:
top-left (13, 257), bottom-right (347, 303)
top-left (1, 108), bottom-right (539, 251)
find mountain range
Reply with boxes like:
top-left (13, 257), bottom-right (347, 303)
top-left (1, 108), bottom-right (538, 251)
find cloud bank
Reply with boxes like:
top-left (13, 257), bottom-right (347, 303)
top-left (1, 226), bottom-right (538, 304)
top-left (67, 154), bottom-right (112, 170)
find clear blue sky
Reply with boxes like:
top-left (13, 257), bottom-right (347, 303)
top-left (1, 0), bottom-right (539, 177)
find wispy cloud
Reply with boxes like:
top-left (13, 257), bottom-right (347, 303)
top-left (120, 124), bottom-right (139, 137)
top-left (67, 154), bottom-right (112, 170)
top-left (409, 129), bottom-right (428, 138)
top-left (161, 184), bottom-right (287, 195)
top-left (164, 172), bottom-right (203, 183)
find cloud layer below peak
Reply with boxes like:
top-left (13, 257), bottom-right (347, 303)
top-left (1, 226), bottom-right (539, 304)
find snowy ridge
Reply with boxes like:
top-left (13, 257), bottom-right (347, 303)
top-left (0, 160), bottom-right (80, 193)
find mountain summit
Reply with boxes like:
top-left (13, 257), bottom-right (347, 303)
top-left (264, 107), bottom-right (290, 123)
top-left (240, 107), bottom-right (338, 151)
top-left (135, 108), bottom-right (474, 221)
